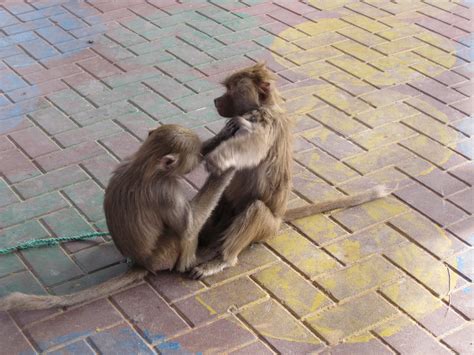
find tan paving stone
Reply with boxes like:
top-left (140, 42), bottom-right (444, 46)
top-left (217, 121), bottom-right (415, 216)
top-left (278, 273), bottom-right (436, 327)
top-left (305, 293), bottom-right (398, 344)
top-left (240, 299), bottom-right (324, 353)
top-left (252, 263), bottom-right (332, 317)
top-left (267, 229), bottom-right (340, 279)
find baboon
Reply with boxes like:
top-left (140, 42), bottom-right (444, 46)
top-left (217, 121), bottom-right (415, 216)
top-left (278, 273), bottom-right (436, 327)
top-left (0, 124), bottom-right (238, 311)
top-left (191, 63), bottom-right (387, 279)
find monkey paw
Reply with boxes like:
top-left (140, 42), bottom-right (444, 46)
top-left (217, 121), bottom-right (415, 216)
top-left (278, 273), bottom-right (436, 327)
top-left (189, 259), bottom-right (231, 280)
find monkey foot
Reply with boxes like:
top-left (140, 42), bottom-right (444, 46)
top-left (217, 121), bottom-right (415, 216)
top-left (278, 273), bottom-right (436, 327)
top-left (189, 258), bottom-right (234, 280)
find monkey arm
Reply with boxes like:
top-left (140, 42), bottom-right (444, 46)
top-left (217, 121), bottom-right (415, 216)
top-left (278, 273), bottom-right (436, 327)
top-left (201, 119), bottom-right (241, 156)
top-left (190, 168), bottom-right (235, 231)
top-left (176, 169), bottom-right (235, 272)
top-left (205, 123), bottom-right (274, 173)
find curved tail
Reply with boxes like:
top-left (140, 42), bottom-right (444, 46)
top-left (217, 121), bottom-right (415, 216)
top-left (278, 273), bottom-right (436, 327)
top-left (284, 186), bottom-right (388, 222)
top-left (0, 267), bottom-right (148, 311)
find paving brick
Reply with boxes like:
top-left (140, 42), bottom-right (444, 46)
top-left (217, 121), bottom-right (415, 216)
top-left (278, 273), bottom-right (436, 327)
top-left (320, 332), bottom-right (392, 355)
top-left (385, 244), bottom-right (467, 297)
top-left (73, 241), bottom-right (123, 273)
top-left (447, 248), bottom-right (474, 281)
top-left (253, 263), bottom-right (332, 317)
top-left (332, 197), bottom-right (407, 232)
top-left (0, 178), bottom-right (19, 207)
top-left (143, 75), bottom-right (194, 102)
top-left (447, 217), bottom-right (474, 246)
top-left (0, 192), bottom-right (68, 228)
top-left (9, 126), bottom-right (59, 158)
top-left (229, 341), bottom-right (273, 355)
top-left (78, 56), bottom-right (123, 79)
top-left (100, 131), bottom-right (141, 160)
top-left (240, 299), bottom-right (324, 353)
top-left (267, 229), bottom-right (340, 278)
top-left (0, 250), bottom-right (24, 276)
top-left (130, 92), bottom-right (181, 120)
top-left (389, 211), bottom-right (467, 258)
top-left (374, 316), bottom-right (451, 355)
top-left (411, 166), bottom-right (468, 197)
top-left (395, 183), bottom-right (468, 227)
top-left (448, 188), bottom-right (474, 214)
top-left (27, 299), bottom-right (122, 351)
top-left (356, 102), bottom-right (419, 128)
top-left (318, 255), bottom-right (402, 300)
top-left (112, 283), bottom-right (188, 343)
top-left (328, 224), bottom-right (402, 264)
top-left (306, 293), bottom-right (397, 344)
top-left (51, 263), bottom-right (128, 296)
top-left (35, 141), bottom-right (105, 171)
top-left (174, 277), bottom-right (266, 326)
top-left (55, 120), bottom-right (123, 147)
top-left (73, 101), bottom-right (138, 126)
top-left (204, 243), bottom-right (278, 285)
top-left (292, 214), bottom-right (347, 245)
top-left (403, 113), bottom-right (465, 146)
top-left (442, 323), bottom-right (473, 354)
top-left (79, 154), bottom-right (117, 188)
top-left (0, 219), bottom-right (49, 251)
top-left (166, 317), bottom-right (255, 353)
top-left (345, 144), bottom-right (415, 175)
top-left (0, 270), bottom-right (45, 298)
top-left (0, 69), bottom-right (29, 92)
top-left (23, 64), bottom-right (82, 84)
top-left (63, 180), bottom-right (104, 222)
top-left (89, 323), bottom-right (154, 354)
top-left (29, 107), bottom-right (77, 135)
top-left (0, 313), bottom-right (36, 354)
top-left (22, 244), bottom-right (83, 286)
top-left (8, 80), bottom-right (68, 103)
top-left (302, 126), bottom-right (364, 159)
top-left (0, 148), bottom-right (41, 183)
top-left (296, 148), bottom-right (358, 184)
top-left (48, 340), bottom-right (95, 355)
top-left (41, 207), bottom-right (97, 253)
top-left (147, 271), bottom-right (205, 303)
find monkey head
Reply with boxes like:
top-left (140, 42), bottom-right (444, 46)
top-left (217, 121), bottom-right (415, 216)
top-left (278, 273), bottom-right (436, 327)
top-left (214, 62), bottom-right (277, 118)
top-left (143, 124), bottom-right (202, 175)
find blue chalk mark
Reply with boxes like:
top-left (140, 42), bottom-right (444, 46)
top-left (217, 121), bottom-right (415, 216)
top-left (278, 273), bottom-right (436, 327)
top-left (38, 331), bottom-right (90, 351)
top-left (158, 341), bottom-right (181, 351)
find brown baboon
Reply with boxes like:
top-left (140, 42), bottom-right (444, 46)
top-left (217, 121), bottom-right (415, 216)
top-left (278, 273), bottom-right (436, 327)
top-left (191, 63), bottom-right (387, 279)
top-left (0, 124), bottom-right (238, 311)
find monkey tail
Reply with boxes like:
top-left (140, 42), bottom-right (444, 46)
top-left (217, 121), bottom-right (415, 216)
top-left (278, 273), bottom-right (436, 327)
top-left (0, 267), bottom-right (148, 311)
top-left (284, 185), bottom-right (389, 222)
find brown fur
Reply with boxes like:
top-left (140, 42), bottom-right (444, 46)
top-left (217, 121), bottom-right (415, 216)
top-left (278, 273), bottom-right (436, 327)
top-left (191, 63), bottom-right (387, 279)
top-left (0, 124), bottom-right (236, 311)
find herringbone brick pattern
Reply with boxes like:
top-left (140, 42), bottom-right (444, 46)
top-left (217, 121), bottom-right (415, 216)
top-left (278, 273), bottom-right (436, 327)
top-left (0, 0), bottom-right (472, 353)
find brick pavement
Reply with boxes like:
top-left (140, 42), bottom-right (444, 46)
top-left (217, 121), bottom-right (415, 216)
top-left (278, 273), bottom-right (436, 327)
top-left (0, 0), bottom-right (472, 353)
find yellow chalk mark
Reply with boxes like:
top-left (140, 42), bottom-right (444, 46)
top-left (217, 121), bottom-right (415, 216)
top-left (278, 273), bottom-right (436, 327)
top-left (270, 8), bottom-right (463, 344)
top-left (195, 295), bottom-right (217, 315)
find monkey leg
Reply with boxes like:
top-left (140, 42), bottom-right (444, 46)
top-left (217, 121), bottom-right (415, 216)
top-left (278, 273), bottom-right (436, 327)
top-left (144, 237), bottom-right (180, 273)
top-left (190, 200), bottom-right (280, 279)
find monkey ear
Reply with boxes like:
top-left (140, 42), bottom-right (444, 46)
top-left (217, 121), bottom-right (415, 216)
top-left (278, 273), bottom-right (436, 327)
top-left (159, 154), bottom-right (178, 170)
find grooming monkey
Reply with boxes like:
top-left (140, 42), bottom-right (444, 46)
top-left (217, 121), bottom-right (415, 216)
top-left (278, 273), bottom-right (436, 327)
top-left (191, 63), bottom-right (387, 279)
top-left (0, 124), bottom-right (238, 311)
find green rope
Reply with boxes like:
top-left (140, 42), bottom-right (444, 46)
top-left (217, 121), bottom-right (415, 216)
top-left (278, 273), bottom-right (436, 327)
top-left (0, 232), bottom-right (109, 255)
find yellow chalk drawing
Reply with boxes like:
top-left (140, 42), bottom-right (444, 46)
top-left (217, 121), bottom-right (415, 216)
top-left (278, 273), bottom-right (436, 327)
top-left (195, 295), bottom-right (217, 315)
top-left (269, 4), bottom-right (465, 343)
